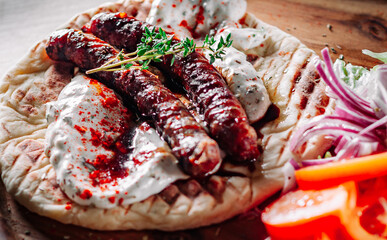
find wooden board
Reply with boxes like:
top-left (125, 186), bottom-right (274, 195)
top-left (248, 0), bottom-right (387, 68)
top-left (0, 0), bottom-right (386, 239)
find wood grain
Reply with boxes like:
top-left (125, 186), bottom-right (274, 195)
top-left (246, 0), bottom-right (387, 68)
top-left (0, 0), bottom-right (386, 239)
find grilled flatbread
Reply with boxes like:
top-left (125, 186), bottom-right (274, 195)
top-left (0, 0), bottom-right (333, 230)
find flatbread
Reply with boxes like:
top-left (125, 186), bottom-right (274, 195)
top-left (0, 0), bottom-right (333, 231)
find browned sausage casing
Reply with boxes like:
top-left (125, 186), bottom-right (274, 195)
top-left (83, 12), bottom-right (260, 162)
top-left (45, 29), bottom-right (221, 177)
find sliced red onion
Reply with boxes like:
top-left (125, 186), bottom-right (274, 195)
top-left (289, 158), bottom-right (301, 170)
top-left (291, 126), bottom-right (376, 154)
top-left (290, 48), bottom-right (386, 167)
top-left (316, 63), bottom-right (371, 117)
top-left (334, 136), bottom-right (349, 154)
top-left (334, 103), bottom-right (378, 126)
top-left (360, 115), bottom-right (387, 136)
top-left (321, 49), bottom-right (375, 115)
top-left (290, 115), bottom-right (378, 152)
top-left (335, 138), bottom-right (361, 159)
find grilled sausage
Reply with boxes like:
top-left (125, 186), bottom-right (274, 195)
top-left (46, 29), bottom-right (221, 177)
top-left (83, 12), bottom-right (260, 162)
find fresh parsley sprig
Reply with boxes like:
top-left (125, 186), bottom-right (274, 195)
top-left (86, 27), bottom-right (232, 74)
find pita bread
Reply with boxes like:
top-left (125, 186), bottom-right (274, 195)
top-left (0, 0), bottom-right (333, 231)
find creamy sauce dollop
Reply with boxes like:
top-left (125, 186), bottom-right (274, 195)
top-left (45, 75), bottom-right (187, 209)
top-left (147, 0), bottom-right (271, 122)
top-left (147, 0), bottom-right (246, 39)
top-left (205, 23), bottom-right (272, 122)
top-left (216, 21), bottom-right (271, 57)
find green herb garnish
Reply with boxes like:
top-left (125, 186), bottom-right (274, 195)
top-left (86, 27), bottom-right (232, 74)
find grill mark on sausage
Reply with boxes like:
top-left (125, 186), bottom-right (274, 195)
top-left (83, 12), bottom-right (260, 163)
top-left (45, 29), bottom-right (221, 177)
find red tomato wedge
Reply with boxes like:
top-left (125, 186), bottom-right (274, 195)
top-left (261, 182), bottom-right (356, 240)
top-left (341, 205), bottom-right (386, 240)
top-left (295, 152), bottom-right (387, 190)
top-left (343, 176), bottom-right (387, 239)
top-left (357, 176), bottom-right (387, 207)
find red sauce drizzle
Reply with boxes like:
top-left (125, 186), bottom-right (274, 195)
top-left (108, 196), bottom-right (116, 203)
top-left (78, 189), bottom-right (93, 199)
top-left (86, 128), bottom-right (132, 186)
top-left (74, 125), bottom-right (87, 134)
top-left (196, 6), bottom-right (205, 25)
top-left (89, 79), bottom-right (106, 98)
top-left (179, 20), bottom-right (200, 39)
top-left (101, 96), bottom-right (119, 108)
top-left (132, 150), bottom-right (154, 166)
top-left (239, 15), bottom-right (247, 25)
top-left (90, 128), bottom-right (103, 147)
top-left (79, 80), bottom-right (134, 187)
top-left (65, 203), bottom-right (72, 210)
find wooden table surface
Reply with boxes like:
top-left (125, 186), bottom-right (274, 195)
top-left (249, 0), bottom-right (387, 68)
top-left (0, 0), bottom-right (386, 239)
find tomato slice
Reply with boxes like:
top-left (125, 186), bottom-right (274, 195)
top-left (340, 206), bottom-right (385, 240)
top-left (261, 182), bottom-right (356, 240)
top-left (342, 176), bottom-right (387, 239)
top-left (360, 201), bottom-right (387, 237)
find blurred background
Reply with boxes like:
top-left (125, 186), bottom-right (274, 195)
top-left (0, 0), bottom-right (107, 74)
top-left (0, 0), bottom-right (386, 75)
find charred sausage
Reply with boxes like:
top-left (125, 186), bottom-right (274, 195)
top-left (83, 12), bottom-right (260, 162)
top-left (46, 29), bottom-right (221, 177)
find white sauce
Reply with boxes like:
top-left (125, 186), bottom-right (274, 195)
top-left (147, 0), bottom-right (198, 39)
top-left (195, 0), bottom-right (246, 36)
top-left (148, 0), bottom-right (271, 122)
top-left (205, 24), bottom-right (271, 122)
top-left (216, 22), bottom-right (271, 57)
top-left (147, 0), bottom-right (246, 39)
top-left (204, 45), bottom-right (271, 123)
top-left (45, 75), bottom-right (187, 209)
